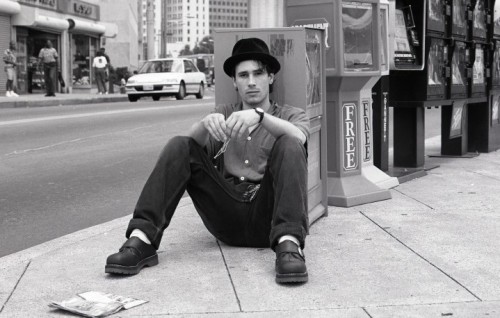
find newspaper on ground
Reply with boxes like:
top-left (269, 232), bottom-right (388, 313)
top-left (78, 291), bottom-right (148, 310)
top-left (49, 291), bottom-right (147, 317)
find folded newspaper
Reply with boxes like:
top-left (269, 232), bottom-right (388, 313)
top-left (49, 291), bottom-right (147, 317)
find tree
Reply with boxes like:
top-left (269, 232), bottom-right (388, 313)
top-left (196, 36), bottom-right (214, 54)
top-left (179, 44), bottom-right (193, 56)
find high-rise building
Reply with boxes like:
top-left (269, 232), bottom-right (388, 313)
top-left (163, 0), bottom-right (210, 57)
top-left (209, 0), bottom-right (249, 35)
top-left (139, 0), bottom-right (162, 60)
top-left (248, 0), bottom-right (283, 28)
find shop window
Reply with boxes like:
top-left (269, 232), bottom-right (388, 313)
top-left (71, 34), bottom-right (98, 88)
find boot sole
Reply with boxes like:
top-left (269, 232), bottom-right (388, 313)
top-left (105, 254), bottom-right (159, 275)
top-left (276, 272), bottom-right (308, 283)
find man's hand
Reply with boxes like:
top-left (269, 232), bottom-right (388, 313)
top-left (225, 109), bottom-right (260, 139)
top-left (202, 113), bottom-right (228, 142)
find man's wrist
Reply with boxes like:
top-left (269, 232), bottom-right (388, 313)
top-left (254, 107), bottom-right (264, 124)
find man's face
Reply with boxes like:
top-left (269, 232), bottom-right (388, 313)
top-left (233, 60), bottom-right (274, 107)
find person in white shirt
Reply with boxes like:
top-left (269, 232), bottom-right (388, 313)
top-left (92, 51), bottom-right (108, 94)
top-left (3, 41), bottom-right (18, 97)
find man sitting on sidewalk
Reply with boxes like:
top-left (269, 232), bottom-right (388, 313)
top-left (105, 38), bottom-right (310, 284)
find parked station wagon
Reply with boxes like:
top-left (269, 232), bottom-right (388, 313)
top-left (126, 58), bottom-right (206, 102)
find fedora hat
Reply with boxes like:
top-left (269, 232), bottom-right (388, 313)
top-left (223, 38), bottom-right (280, 77)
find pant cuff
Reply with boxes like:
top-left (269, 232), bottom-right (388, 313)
top-left (269, 222), bottom-right (307, 250)
top-left (126, 219), bottom-right (161, 250)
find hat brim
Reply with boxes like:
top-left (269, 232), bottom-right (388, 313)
top-left (223, 52), bottom-right (280, 77)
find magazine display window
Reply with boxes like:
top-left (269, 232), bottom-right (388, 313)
top-left (470, 43), bottom-right (487, 97)
top-left (471, 0), bottom-right (488, 40)
top-left (427, 0), bottom-right (448, 36)
top-left (490, 40), bottom-right (500, 89)
top-left (492, 0), bottom-right (500, 37)
top-left (449, 41), bottom-right (468, 99)
top-left (450, 0), bottom-right (470, 39)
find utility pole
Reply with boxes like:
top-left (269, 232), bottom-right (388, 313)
top-left (161, 1), bottom-right (167, 57)
top-left (146, 0), bottom-right (155, 60)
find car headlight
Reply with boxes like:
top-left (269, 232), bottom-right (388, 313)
top-left (127, 79), bottom-right (136, 84)
top-left (164, 78), bottom-right (178, 84)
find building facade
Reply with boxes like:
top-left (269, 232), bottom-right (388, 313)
top-left (164, 0), bottom-right (209, 57)
top-left (209, 0), bottom-right (248, 35)
top-left (0, 0), bottom-right (139, 95)
top-left (248, 0), bottom-right (283, 28)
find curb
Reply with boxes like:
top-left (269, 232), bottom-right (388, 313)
top-left (0, 197), bottom-right (193, 270)
top-left (0, 95), bottom-right (129, 109)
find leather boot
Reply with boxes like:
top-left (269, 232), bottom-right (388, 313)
top-left (275, 240), bottom-right (308, 283)
top-left (105, 237), bottom-right (158, 275)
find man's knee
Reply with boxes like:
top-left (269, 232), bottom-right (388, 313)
top-left (272, 135), bottom-right (306, 158)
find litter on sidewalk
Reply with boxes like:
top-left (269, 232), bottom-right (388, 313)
top-left (49, 291), bottom-right (147, 317)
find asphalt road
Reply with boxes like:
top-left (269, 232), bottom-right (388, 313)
top-left (0, 96), bottom-right (214, 258)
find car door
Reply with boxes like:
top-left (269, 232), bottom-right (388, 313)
top-left (183, 60), bottom-right (198, 93)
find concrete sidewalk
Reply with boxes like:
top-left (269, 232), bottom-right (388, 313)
top-left (1, 142), bottom-right (500, 317)
top-left (0, 92), bottom-right (128, 109)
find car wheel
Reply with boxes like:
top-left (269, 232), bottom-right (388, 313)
top-left (152, 95), bottom-right (160, 101)
top-left (128, 95), bottom-right (138, 102)
top-left (195, 83), bottom-right (204, 99)
top-left (176, 82), bottom-right (186, 100)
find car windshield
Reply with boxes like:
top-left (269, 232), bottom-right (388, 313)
top-left (138, 60), bottom-right (183, 74)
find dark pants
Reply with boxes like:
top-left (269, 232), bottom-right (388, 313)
top-left (126, 135), bottom-right (309, 250)
top-left (43, 63), bottom-right (57, 95)
top-left (95, 68), bottom-right (107, 93)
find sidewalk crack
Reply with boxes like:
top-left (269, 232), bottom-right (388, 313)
top-left (216, 240), bottom-right (242, 312)
top-left (394, 189), bottom-right (435, 210)
top-left (360, 211), bottom-right (482, 301)
top-left (0, 260), bottom-right (31, 314)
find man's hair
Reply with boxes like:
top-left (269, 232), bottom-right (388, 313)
top-left (232, 59), bottom-right (275, 93)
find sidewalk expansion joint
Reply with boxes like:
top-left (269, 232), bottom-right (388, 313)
top-left (466, 169), bottom-right (500, 182)
top-left (362, 307), bottom-right (374, 318)
top-left (216, 240), bottom-right (243, 312)
top-left (394, 189), bottom-right (435, 210)
top-left (359, 211), bottom-right (483, 302)
top-left (0, 260), bottom-right (31, 314)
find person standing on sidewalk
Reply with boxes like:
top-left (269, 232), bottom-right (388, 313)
top-left (105, 38), bottom-right (310, 284)
top-left (93, 51), bottom-right (108, 94)
top-left (3, 41), bottom-right (19, 97)
top-left (38, 40), bottom-right (58, 97)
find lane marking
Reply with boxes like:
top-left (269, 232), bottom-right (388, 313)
top-left (0, 102), bottom-right (211, 127)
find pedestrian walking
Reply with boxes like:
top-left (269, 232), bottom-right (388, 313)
top-left (105, 38), bottom-right (311, 284)
top-left (93, 51), bottom-right (108, 94)
top-left (38, 40), bottom-right (58, 97)
top-left (3, 41), bottom-right (19, 97)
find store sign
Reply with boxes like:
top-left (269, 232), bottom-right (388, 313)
top-left (362, 99), bottom-right (371, 162)
top-left (343, 102), bottom-right (358, 171)
top-left (18, 0), bottom-right (57, 10)
top-left (60, 0), bottom-right (99, 20)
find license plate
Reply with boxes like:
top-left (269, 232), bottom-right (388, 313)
top-left (143, 85), bottom-right (154, 91)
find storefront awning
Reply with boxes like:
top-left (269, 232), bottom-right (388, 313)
top-left (68, 18), bottom-right (105, 34)
top-left (12, 13), bottom-right (70, 31)
top-left (0, 0), bottom-right (21, 15)
top-left (33, 15), bottom-right (70, 30)
top-left (101, 22), bottom-right (118, 38)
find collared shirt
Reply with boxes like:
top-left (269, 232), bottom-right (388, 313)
top-left (38, 47), bottom-right (58, 64)
top-left (3, 49), bottom-right (16, 68)
top-left (209, 101), bottom-right (309, 183)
